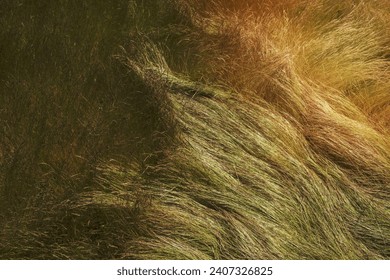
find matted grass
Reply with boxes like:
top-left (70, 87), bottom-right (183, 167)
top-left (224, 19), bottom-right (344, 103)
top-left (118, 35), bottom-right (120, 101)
top-left (0, 0), bottom-right (389, 259)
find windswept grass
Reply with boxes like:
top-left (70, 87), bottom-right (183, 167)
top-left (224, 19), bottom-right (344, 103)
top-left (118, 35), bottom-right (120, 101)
top-left (0, 0), bottom-right (389, 259)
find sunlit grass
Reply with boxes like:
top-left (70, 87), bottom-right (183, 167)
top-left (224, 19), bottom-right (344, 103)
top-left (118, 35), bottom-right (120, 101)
top-left (0, 0), bottom-right (389, 259)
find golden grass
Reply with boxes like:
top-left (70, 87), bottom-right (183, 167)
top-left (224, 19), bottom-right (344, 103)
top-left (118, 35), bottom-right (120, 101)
top-left (0, 0), bottom-right (389, 259)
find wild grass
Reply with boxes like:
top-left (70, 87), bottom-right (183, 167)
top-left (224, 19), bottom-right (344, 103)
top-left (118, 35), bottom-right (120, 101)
top-left (0, 0), bottom-right (389, 259)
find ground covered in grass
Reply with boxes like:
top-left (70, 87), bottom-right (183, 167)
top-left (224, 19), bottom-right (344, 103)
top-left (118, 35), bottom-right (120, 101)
top-left (0, 0), bottom-right (389, 259)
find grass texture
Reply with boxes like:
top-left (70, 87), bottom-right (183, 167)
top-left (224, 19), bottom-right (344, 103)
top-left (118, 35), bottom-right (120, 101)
top-left (0, 0), bottom-right (389, 259)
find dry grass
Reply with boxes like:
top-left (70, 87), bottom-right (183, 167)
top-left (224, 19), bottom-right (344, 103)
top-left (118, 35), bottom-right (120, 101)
top-left (0, 0), bottom-right (389, 259)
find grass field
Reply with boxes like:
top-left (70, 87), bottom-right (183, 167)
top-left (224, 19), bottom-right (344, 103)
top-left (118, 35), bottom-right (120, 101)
top-left (0, 0), bottom-right (389, 259)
